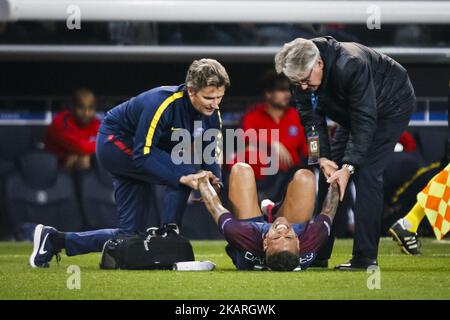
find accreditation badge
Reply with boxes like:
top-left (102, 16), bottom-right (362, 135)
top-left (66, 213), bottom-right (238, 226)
top-left (307, 125), bottom-right (320, 165)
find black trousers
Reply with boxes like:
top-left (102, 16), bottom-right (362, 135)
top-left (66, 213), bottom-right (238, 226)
top-left (318, 99), bottom-right (414, 260)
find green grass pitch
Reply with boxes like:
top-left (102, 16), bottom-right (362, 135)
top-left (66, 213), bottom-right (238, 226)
top-left (1, 238), bottom-right (449, 300)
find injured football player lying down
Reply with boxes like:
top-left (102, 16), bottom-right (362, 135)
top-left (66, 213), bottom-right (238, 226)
top-left (196, 162), bottom-right (340, 271)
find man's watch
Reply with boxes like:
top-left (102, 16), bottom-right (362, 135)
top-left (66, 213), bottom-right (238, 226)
top-left (342, 164), bottom-right (355, 175)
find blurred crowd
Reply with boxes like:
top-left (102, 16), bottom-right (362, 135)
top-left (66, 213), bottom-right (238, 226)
top-left (1, 22), bottom-right (449, 47)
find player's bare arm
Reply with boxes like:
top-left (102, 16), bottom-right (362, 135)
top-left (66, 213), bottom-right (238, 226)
top-left (320, 182), bottom-right (340, 221)
top-left (197, 173), bottom-right (229, 224)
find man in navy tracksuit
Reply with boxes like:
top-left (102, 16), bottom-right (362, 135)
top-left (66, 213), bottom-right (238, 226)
top-left (29, 59), bottom-right (230, 267)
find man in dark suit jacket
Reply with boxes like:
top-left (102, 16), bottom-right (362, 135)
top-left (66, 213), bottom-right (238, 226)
top-left (275, 36), bottom-right (415, 269)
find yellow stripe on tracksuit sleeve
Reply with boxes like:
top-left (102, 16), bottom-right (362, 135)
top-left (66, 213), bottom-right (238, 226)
top-left (215, 110), bottom-right (223, 163)
top-left (217, 110), bottom-right (223, 129)
top-left (143, 91), bottom-right (184, 155)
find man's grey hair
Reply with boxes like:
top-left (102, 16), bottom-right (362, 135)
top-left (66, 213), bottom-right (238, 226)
top-left (186, 58), bottom-right (230, 91)
top-left (274, 38), bottom-right (320, 83)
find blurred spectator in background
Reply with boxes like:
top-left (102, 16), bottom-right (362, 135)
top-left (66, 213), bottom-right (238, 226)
top-left (45, 88), bottom-right (99, 170)
top-left (108, 22), bottom-right (157, 45)
top-left (255, 24), bottom-right (317, 46)
top-left (318, 24), bottom-right (360, 43)
top-left (228, 71), bottom-right (308, 201)
top-left (396, 131), bottom-right (417, 152)
top-left (0, 22), bottom-right (27, 43)
top-left (393, 25), bottom-right (432, 46)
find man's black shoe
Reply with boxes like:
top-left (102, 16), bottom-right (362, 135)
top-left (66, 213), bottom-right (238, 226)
top-left (310, 259), bottom-right (328, 268)
top-left (334, 257), bottom-right (378, 270)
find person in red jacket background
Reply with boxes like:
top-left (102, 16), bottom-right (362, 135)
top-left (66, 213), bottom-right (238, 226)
top-left (397, 131), bottom-right (417, 152)
top-left (227, 71), bottom-right (308, 201)
top-left (45, 88), bottom-right (100, 170)
top-left (239, 71), bottom-right (307, 178)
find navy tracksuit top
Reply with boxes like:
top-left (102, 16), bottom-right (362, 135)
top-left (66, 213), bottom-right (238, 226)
top-left (99, 84), bottom-right (222, 187)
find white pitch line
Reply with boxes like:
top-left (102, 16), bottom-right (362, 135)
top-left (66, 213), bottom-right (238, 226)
top-left (432, 240), bottom-right (450, 245)
top-left (194, 254), bottom-right (224, 257)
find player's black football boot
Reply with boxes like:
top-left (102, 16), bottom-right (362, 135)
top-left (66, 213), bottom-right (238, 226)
top-left (334, 257), bottom-right (378, 271)
top-left (389, 219), bottom-right (421, 255)
top-left (29, 224), bottom-right (61, 268)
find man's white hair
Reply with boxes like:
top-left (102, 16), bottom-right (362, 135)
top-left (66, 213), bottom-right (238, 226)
top-left (274, 38), bottom-right (319, 83)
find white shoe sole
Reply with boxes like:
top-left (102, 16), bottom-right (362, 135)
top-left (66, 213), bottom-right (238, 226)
top-left (29, 224), bottom-right (44, 268)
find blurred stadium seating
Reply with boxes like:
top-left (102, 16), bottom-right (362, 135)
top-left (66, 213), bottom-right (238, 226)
top-left (4, 152), bottom-right (83, 238)
top-left (76, 159), bottom-right (118, 230)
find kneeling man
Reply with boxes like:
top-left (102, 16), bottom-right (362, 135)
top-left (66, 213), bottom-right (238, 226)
top-left (197, 163), bottom-right (340, 271)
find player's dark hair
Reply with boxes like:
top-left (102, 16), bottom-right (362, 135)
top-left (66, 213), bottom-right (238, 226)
top-left (260, 70), bottom-right (290, 94)
top-left (72, 88), bottom-right (95, 109)
top-left (265, 250), bottom-right (299, 271)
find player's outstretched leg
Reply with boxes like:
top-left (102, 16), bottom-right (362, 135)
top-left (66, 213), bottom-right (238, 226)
top-left (228, 163), bottom-right (262, 220)
top-left (29, 224), bottom-right (63, 268)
